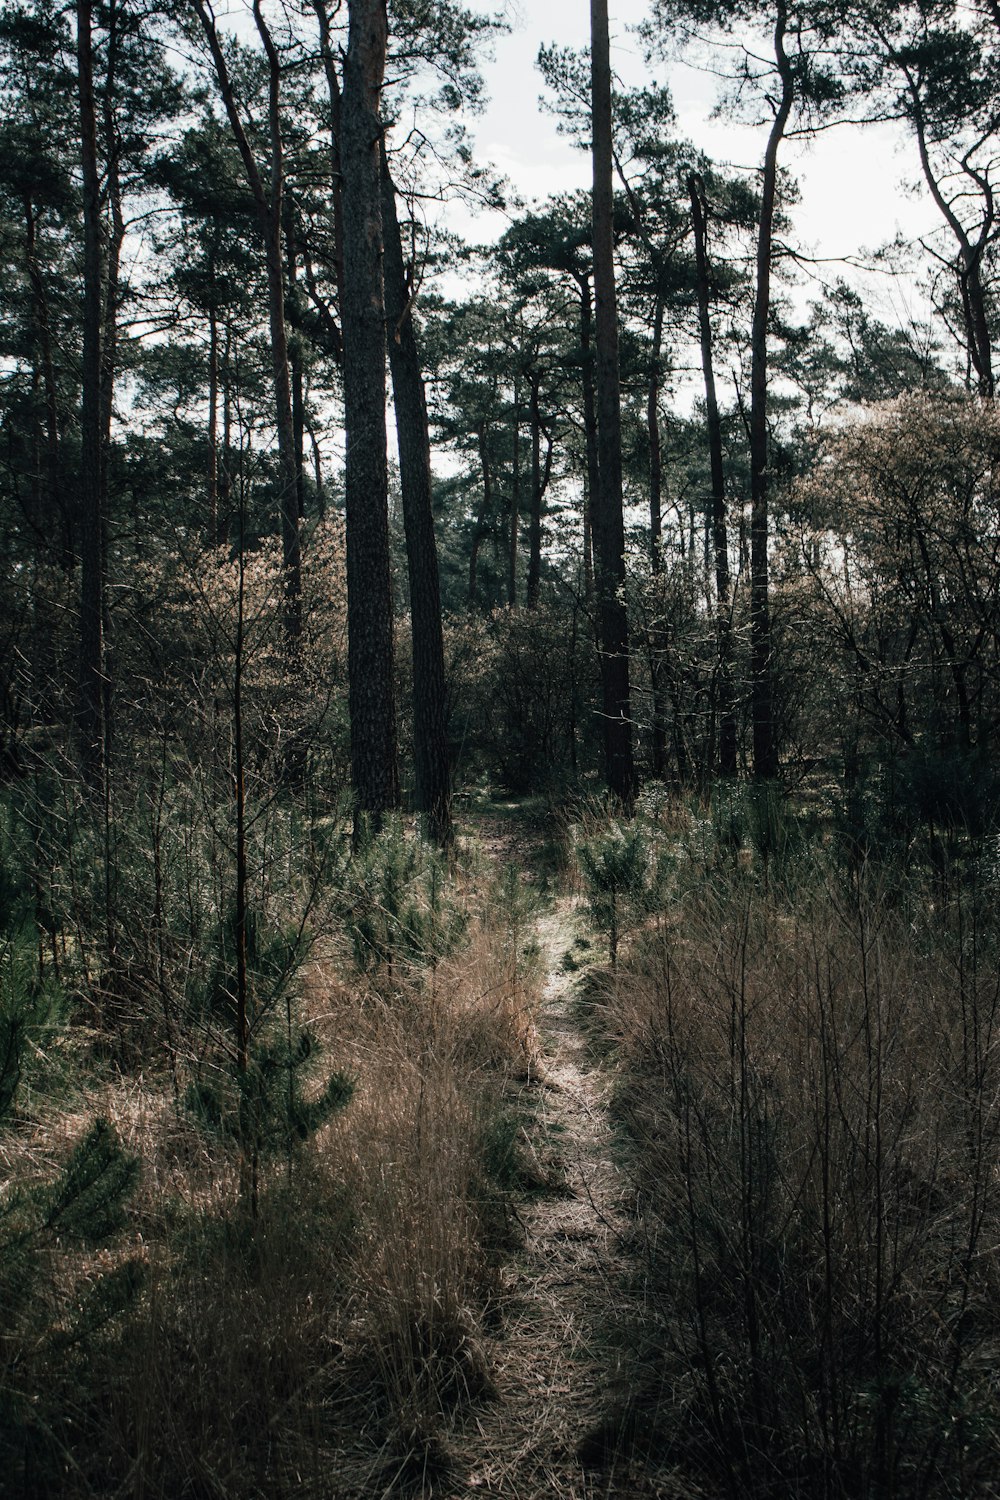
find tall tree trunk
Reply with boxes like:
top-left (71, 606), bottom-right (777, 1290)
top-left (100, 0), bottom-right (124, 461)
top-left (689, 171), bottom-right (737, 775)
top-left (590, 0), bottom-right (635, 809)
top-left (508, 379), bottom-right (521, 606)
top-left (577, 272), bottom-right (598, 606)
top-left (220, 325), bottom-right (233, 545)
top-left (380, 146), bottom-right (453, 845)
top-left (341, 0), bottom-right (399, 831)
top-left (749, 0), bottom-right (793, 782)
top-left (208, 290), bottom-right (220, 545)
top-left (648, 295), bottom-right (664, 570)
top-left (647, 292), bottom-right (669, 780)
top-left (526, 374), bottom-right (543, 608)
top-left (284, 211), bottom-right (307, 520)
top-left (76, 0), bottom-right (105, 783)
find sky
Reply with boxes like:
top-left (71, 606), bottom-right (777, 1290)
top-left (457, 0), bottom-right (937, 325)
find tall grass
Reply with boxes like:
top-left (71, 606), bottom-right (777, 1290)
top-left (0, 816), bottom-right (541, 1499)
top-left (607, 850), bottom-right (1000, 1497)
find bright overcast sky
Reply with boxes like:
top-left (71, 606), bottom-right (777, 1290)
top-left (460, 0), bottom-right (937, 322)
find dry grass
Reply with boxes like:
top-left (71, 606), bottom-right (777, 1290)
top-left (601, 856), bottom-right (1000, 1497)
top-left (0, 857), bottom-right (542, 1500)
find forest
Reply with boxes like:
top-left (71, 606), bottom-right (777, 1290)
top-left (3, 0), bottom-right (1000, 1495)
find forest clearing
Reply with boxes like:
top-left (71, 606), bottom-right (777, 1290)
top-left (3, 0), bottom-right (1000, 1494)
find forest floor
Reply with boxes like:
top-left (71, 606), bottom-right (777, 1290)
top-left (437, 809), bottom-right (684, 1499)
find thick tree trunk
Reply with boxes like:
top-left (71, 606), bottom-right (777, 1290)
top-left (749, 0), bottom-right (793, 781)
top-left (590, 0), bottom-right (635, 809)
top-left (689, 172), bottom-right (737, 775)
top-left (76, 0), bottom-right (105, 783)
top-left (341, 0), bottom-right (399, 831)
top-left (380, 147), bottom-right (452, 845)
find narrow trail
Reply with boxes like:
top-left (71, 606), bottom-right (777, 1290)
top-left (448, 895), bottom-right (674, 1499)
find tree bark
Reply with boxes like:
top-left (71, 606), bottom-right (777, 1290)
top-left (380, 146), bottom-right (453, 845)
top-left (208, 287), bottom-right (220, 545)
top-left (527, 372), bottom-right (542, 606)
top-left (689, 171), bottom-right (737, 775)
top-left (508, 378), bottom-right (521, 606)
top-left (76, 0), bottom-right (105, 783)
top-left (590, 0), bottom-right (636, 809)
top-left (749, 0), bottom-right (793, 781)
top-left (576, 272), bottom-right (598, 605)
top-left (341, 0), bottom-right (399, 831)
top-left (646, 292), bottom-right (669, 780)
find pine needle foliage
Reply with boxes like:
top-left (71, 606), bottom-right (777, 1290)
top-left (574, 820), bottom-right (665, 965)
top-left (341, 815), bottom-right (468, 981)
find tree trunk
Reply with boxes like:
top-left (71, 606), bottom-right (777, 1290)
top-left (647, 292), bottom-right (669, 780)
top-left (577, 273), bottom-right (598, 605)
top-left (689, 171), bottom-right (737, 775)
top-left (312, 0), bottom-right (347, 316)
top-left (526, 374), bottom-right (543, 608)
top-left (380, 146), bottom-right (453, 845)
top-left (208, 292), bottom-right (220, 545)
top-left (508, 379), bottom-right (521, 605)
top-left (908, 86), bottom-right (994, 399)
top-left (341, 0), bottom-right (399, 831)
top-left (590, 0), bottom-right (635, 810)
top-left (470, 422), bottom-right (492, 606)
top-left (749, 0), bottom-right (793, 782)
top-left (76, 0), bottom-right (105, 783)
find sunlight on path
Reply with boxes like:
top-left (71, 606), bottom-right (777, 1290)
top-left (449, 899), bottom-right (679, 1499)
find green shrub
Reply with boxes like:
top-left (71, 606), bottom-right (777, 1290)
top-left (575, 821), bottom-right (665, 965)
top-left (341, 817), bottom-right (467, 981)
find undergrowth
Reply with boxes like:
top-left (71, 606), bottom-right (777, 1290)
top-left (0, 806), bottom-right (542, 1499)
top-left (575, 800), bottom-right (1000, 1498)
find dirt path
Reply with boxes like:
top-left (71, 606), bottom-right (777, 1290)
top-left (448, 898), bottom-right (671, 1499)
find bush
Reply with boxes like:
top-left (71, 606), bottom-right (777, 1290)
top-left (574, 820), bottom-right (666, 965)
top-left (340, 816), bottom-right (467, 983)
top-left (608, 855), bottom-right (1000, 1496)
